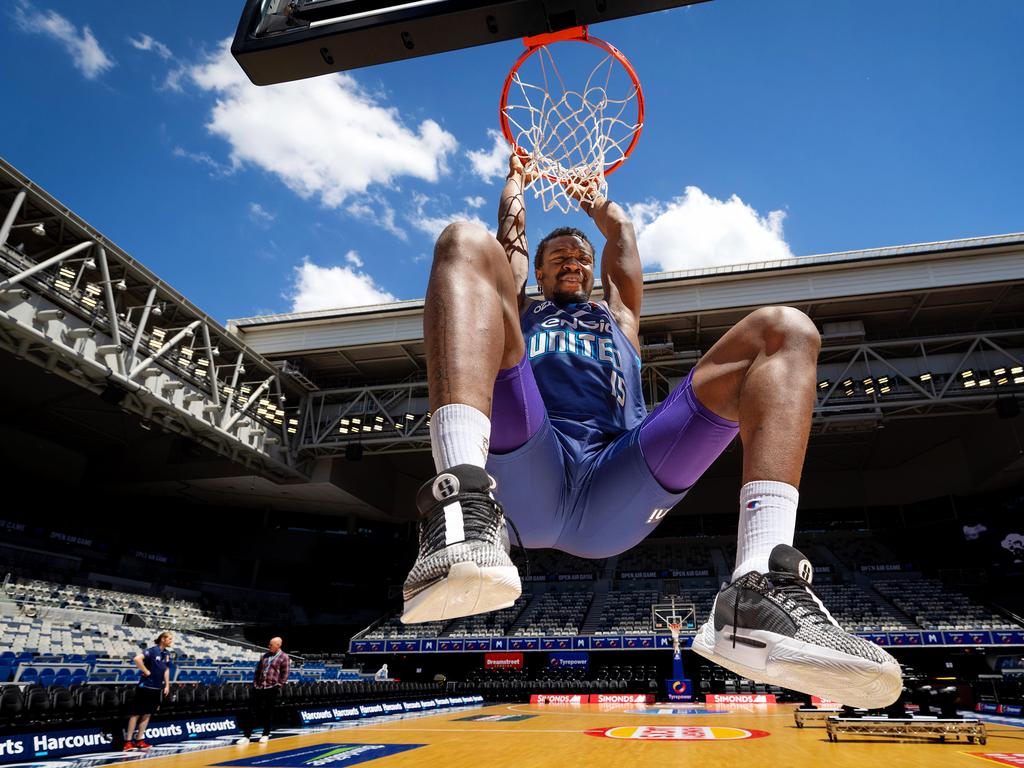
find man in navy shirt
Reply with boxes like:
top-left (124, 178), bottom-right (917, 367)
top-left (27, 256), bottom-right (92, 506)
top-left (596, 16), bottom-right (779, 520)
top-left (124, 631), bottom-right (172, 750)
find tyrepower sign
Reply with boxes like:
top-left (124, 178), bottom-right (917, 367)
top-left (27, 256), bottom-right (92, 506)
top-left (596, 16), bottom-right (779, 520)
top-left (704, 694), bottom-right (777, 704)
top-left (484, 652), bottom-right (523, 670)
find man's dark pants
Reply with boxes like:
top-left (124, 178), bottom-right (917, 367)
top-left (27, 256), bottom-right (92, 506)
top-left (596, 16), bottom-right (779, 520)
top-left (244, 687), bottom-right (279, 737)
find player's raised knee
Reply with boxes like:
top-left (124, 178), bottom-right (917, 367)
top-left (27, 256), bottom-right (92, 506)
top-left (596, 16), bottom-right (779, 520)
top-left (433, 220), bottom-right (503, 268)
top-left (749, 305), bottom-right (820, 350)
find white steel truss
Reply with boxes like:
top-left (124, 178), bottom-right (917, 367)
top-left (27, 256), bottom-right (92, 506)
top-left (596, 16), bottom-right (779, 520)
top-left (0, 162), bottom-right (308, 482)
top-left (295, 330), bottom-right (1023, 455)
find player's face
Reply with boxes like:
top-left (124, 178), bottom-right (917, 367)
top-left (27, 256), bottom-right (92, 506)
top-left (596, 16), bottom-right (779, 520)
top-left (536, 235), bottom-right (595, 305)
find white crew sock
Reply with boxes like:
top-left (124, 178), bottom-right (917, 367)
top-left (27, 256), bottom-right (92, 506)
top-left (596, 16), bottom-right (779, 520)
top-left (429, 404), bottom-right (491, 472)
top-left (732, 480), bottom-right (799, 582)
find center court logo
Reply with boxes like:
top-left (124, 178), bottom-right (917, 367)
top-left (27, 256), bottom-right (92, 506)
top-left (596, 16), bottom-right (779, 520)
top-left (585, 726), bottom-right (769, 741)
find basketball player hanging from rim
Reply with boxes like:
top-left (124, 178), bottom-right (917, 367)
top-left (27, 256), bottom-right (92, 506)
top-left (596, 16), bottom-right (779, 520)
top-left (401, 150), bottom-right (901, 709)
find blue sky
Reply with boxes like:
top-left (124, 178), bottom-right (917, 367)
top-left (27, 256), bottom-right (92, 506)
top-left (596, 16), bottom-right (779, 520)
top-left (2, 0), bottom-right (1021, 324)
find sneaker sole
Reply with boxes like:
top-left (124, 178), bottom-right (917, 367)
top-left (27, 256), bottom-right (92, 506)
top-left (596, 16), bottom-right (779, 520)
top-left (691, 619), bottom-right (902, 709)
top-left (401, 561), bottom-right (520, 623)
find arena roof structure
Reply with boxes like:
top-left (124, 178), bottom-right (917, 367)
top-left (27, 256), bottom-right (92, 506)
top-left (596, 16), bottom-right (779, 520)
top-left (1, 156), bottom-right (1022, 523)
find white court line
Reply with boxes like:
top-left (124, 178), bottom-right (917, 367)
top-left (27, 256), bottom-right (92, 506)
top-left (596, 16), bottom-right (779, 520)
top-left (503, 704), bottom-right (797, 719)
top-left (350, 727), bottom-right (586, 734)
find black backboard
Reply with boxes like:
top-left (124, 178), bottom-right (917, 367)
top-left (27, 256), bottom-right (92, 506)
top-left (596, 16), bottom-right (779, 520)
top-left (232, 0), bottom-right (711, 85)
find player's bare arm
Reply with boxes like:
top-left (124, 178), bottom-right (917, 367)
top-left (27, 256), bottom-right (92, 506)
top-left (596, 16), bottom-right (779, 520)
top-left (497, 152), bottom-right (537, 311)
top-left (582, 192), bottom-right (643, 353)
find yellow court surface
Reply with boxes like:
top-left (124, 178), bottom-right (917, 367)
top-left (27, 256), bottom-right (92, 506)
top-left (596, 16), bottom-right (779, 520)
top-left (133, 703), bottom-right (1024, 768)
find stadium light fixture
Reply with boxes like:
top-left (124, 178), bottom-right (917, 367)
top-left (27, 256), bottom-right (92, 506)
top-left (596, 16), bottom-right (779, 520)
top-left (10, 222), bottom-right (47, 237)
top-left (979, 378), bottom-right (992, 387)
top-left (920, 372), bottom-right (932, 382)
top-left (964, 380), bottom-right (976, 388)
top-left (842, 378), bottom-right (853, 387)
top-left (961, 370), bottom-right (974, 378)
top-left (994, 367), bottom-right (1006, 376)
top-left (817, 380), bottom-right (829, 389)
top-left (1011, 366), bottom-right (1023, 375)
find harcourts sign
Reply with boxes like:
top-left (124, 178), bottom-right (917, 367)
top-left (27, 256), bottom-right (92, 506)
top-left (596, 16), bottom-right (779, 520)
top-left (144, 717), bottom-right (239, 743)
top-left (0, 728), bottom-right (114, 763)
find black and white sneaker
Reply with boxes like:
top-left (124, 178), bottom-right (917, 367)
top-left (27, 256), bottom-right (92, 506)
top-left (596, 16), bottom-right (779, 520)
top-left (401, 465), bottom-right (521, 624)
top-left (692, 544), bottom-right (902, 709)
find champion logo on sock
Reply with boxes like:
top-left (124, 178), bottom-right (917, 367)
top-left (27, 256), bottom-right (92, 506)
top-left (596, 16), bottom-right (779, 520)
top-left (745, 500), bottom-right (761, 511)
top-left (433, 474), bottom-right (460, 500)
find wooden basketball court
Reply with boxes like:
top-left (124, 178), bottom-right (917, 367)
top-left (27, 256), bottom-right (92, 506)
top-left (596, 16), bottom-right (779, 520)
top-left (129, 703), bottom-right (1024, 768)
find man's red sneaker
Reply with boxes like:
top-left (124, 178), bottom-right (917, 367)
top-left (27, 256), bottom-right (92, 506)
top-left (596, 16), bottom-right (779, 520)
top-left (122, 741), bottom-right (136, 751)
top-left (136, 741), bottom-right (153, 749)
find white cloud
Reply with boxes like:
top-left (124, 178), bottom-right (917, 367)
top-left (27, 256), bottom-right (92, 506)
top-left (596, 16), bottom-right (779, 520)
top-left (249, 202), bottom-right (275, 223)
top-left (344, 251), bottom-right (363, 268)
top-left (408, 194), bottom-right (489, 241)
top-left (172, 145), bottom-right (232, 175)
top-left (190, 39), bottom-right (457, 208)
top-left (14, 3), bottom-right (114, 80)
top-left (346, 198), bottom-right (407, 241)
top-left (288, 257), bottom-right (397, 312)
top-left (129, 33), bottom-right (172, 60)
top-left (464, 195), bottom-right (487, 209)
top-left (162, 66), bottom-right (187, 93)
top-left (627, 187), bottom-right (793, 271)
top-left (467, 129), bottom-right (509, 183)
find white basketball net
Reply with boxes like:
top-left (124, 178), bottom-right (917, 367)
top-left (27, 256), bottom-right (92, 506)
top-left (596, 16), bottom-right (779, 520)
top-left (502, 43), bottom-right (642, 214)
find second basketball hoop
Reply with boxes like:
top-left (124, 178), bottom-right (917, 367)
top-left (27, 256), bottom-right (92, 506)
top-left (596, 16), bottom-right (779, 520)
top-left (500, 26), bottom-right (645, 214)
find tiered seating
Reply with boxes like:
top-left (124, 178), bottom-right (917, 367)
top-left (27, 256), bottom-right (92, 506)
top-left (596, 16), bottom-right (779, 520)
top-left (512, 548), bottom-right (602, 578)
top-left (4, 577), bottom-right (216, 627)
top-left (615, 537), bottom-right (720, 576)
top-left (512, 590), bottom-right (592, 636)
top-left (872, 579), bottom-right (1021, 630)
top-left (819, 533), bottom-right (903, 570)
top-left (361, 615), bottom-right (447, 639)
top-left (1, 617), bottom-right (260, 663)
top-left (811, 583), bottom-right (915, 632)
top-left (592, 588), bottom-right (716, 635)
top-left (444, 594), bottom-right (531, 637)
